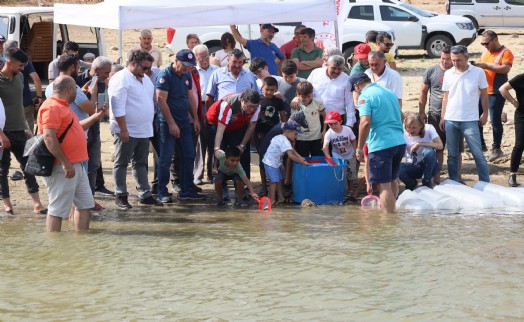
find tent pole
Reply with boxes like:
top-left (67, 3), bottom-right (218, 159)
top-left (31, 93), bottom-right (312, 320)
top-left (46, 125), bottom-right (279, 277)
top-left (118, 30), bottom-right (123, 64)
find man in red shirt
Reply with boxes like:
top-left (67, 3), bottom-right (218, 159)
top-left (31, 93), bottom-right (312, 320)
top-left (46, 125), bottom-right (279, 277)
top-left (206, 89), bottom-right (260, 178)
top-left (280, 24), bottom-right (306, 59)
top-left (39, 75), bottom-right (105, 232)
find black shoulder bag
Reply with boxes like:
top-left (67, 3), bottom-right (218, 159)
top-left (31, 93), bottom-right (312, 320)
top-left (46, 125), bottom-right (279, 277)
top-left (23, 119), bottom-right (75, 176)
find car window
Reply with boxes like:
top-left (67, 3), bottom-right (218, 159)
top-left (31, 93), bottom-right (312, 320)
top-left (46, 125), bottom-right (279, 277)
top-left (349, 5), bottom-right (374, 20)
top-left (475, 0), bottom-right (499, 3)
top-left (380, 6), bottom-right (413, 21)
top-left (399, 3), bottom-right (436, 17)
top-left (505, 0), bottom-right (524, 4)
top-left (0, 16), bottom-right (8, 38)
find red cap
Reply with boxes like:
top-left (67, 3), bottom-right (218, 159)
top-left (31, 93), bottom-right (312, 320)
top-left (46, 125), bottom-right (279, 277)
top-left (354, 43), bottom-right (371, 59)
top-left (324, 111), bottom-right (342, 124)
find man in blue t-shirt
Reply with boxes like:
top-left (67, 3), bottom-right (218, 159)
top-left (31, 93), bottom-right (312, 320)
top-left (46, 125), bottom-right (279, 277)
top-left (229, 24), bottom-right (285, 76)
top-left (352, 73), bottom-right (405, 214)
top-left (156, 49), bottom-right (204, 203)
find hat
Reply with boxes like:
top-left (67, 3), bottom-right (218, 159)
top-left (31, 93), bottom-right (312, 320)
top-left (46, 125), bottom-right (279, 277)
top-left (324, 111), bottom-right (342, 124)
top-left (0, 35), bottom-right (5, 42)
top-left (290, 111), bottom-right (308, 129)
top-left (261, 24), bottom-right (279, 33)
top-left (283, 120), bottom-right (303, 133)
top-left (83, 52), bottom-right (95, 60)
top-left (354, 43), bottom-right (371, 60)
top-left (348, 72), bottom-right (371, 91)
top-left (176, 49), bottom-right (196, 67)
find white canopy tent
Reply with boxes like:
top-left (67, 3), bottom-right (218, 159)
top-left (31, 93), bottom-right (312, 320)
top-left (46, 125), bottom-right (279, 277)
top-left (54, 0), bottom-right (339, 59)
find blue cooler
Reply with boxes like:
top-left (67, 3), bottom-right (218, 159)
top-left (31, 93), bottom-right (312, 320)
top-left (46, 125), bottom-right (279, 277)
top-left (292, 157), bottom-right (346, 204)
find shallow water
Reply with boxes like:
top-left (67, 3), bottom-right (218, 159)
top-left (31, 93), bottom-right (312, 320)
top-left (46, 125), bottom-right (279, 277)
top-left (1, 205), bottom-right (523, 321)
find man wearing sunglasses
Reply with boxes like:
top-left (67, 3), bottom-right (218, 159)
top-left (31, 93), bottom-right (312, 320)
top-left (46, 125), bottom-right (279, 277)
top-left (474, 30), bottom-right (513, 162)
top-left (372, 31), bottom-right (397, 71)
top-left (440, 45), bottom-right (490, 183)
top-left (108, 49), bottom-right (161, 209)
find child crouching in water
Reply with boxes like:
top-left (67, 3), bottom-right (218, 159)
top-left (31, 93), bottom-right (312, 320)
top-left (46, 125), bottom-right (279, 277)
top-left (399, 112), bottom-right (443, 189)
top-left (214, 147), bottom-right (259, 206)
top-left (262, 120), bottom-right (309, 204)
top-left (322, 111), bottom-right (358, 200)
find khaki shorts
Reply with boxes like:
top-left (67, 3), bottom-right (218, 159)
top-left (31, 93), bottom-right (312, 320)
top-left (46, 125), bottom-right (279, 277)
top-left (346, 157), bottom-right (358, 181)
top-left (43, 162), bottom-right (94, 219)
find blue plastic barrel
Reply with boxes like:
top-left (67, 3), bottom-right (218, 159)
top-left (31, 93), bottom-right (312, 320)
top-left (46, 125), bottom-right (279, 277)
top-left (292, 156), bottom-right (346, 204)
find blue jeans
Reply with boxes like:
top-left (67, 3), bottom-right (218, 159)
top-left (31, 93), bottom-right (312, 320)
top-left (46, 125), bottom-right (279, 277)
top-left (445, 120), bottom-right (490, 182)
top-left (489, 93), bottom-right (505, 149)
top-left (399, 147), bottom-right (440, 190)
top-left (157, 121), bottom-right (195, 198)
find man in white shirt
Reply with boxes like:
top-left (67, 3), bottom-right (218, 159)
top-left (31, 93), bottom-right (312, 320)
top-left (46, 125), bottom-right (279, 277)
top-left (108, 49), bottom-right (162, 209)
top-left (365, 50), bottom-right (403, 108)
top-left (307, 55), bottom-right (355, 128)
top-left (439, 45), bottom-right (490, 183)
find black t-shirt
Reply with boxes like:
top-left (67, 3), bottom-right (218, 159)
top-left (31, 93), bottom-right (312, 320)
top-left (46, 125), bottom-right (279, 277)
top-left (509, 73), bottom-right (524, 110)
top-left (256, 96), bottom-right (286, 133)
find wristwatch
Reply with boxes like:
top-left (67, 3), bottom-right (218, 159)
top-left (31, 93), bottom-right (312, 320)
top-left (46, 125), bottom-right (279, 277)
top-left (239, 144), bottom-right (246, 149)
top-left (356, 148), bottom-right (364, 154)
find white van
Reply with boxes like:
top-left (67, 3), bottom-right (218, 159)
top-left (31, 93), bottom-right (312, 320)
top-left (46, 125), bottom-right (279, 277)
top-left (0, 6), bottom-right (106, 80)
top-left (446, 0), bottom-right (524, 32)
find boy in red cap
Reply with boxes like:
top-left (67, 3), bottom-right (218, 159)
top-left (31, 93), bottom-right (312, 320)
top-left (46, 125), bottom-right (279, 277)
top-left (322, 111), bottom-right (358, 200)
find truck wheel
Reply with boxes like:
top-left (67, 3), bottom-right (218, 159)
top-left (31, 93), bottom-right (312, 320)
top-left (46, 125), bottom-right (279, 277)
top-left (207, 46), bottom-right (222, 56)
top-left (425, 35), bottom-right (452, 58)
top-left (343, 46), bottom-right (355, 67)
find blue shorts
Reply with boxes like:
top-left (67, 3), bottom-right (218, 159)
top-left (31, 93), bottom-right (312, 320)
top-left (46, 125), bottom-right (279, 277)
top-left (263, 164), bottom-right (284, 183)
top-left (368, 144), bottom-right (405, 185)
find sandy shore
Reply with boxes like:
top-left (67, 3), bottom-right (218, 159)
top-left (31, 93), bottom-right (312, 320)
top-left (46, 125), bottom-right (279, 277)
top-left (4, 0), bottom-right (524, 212)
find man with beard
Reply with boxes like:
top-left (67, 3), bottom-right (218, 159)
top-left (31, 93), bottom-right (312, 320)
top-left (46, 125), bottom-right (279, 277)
top-left (0, 48), bottom-right (47, 215)
top-left (229, 24), bottom-right (285, 75)
top-left (350, 43), bottom-right (371, 76)
top-left (46, 54), bottom-right (97, 135)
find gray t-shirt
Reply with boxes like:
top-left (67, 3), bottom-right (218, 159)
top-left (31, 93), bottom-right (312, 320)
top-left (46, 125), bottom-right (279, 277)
top-left (0, 73), bottom-right (26, 131)
top-left (422, 64), bottom-right (446, 116)
top-left (277, 77), bottom-right (305, 116)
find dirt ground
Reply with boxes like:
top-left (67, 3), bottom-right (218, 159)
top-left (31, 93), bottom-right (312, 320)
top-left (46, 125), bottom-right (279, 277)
top-left (4, 0), bottom-right (524, 212)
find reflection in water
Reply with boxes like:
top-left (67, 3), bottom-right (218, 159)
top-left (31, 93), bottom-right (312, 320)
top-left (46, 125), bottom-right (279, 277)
top-left (1, 205), bottom-right (523, 320)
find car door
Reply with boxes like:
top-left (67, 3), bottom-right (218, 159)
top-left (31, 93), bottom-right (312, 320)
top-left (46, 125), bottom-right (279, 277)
top-left (501, 0), bottom-right (524, 27)
top-left (378, 4), bottom-right (422, 48)
top-left (474, 0), bottom-right (504, 27)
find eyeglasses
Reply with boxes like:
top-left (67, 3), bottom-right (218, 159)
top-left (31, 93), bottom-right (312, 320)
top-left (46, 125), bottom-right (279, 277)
top-left (137, 62), bottom-right (151, 71)
top-left (450, 45), bottom-right (468, 55)
top-left (244, 103), bottom-right (259, 110)
top-left (480, 38), bottom-right (493, 46)
top-left (196, 55), bottom-right (209, 61)
top-left (253, 68), bottom-right (263, 75)
top-left (383, 42), bottom-right (394, 47)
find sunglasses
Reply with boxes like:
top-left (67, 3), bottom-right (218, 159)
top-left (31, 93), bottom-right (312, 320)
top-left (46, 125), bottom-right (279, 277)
top-left (137, 62), bottom-right (151, 71)
top-left (383, 42), bottom-right (394, 47)
top-left (480, 39), bottom-right (493, 46)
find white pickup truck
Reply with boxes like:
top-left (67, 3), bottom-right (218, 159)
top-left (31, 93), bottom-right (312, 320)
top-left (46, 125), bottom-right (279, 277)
top-left (166, 20), bottom-right (396, 64)
top-left (0, 6), bottom-right (106, 81)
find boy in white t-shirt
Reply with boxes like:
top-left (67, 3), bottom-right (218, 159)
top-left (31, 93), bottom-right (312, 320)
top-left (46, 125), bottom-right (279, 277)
top-left (322, 111), bottom-right (358, 198)
top-left (399, 112), bottom-right (443, 189)
top-left (262, 120), bottom-right (309, 204)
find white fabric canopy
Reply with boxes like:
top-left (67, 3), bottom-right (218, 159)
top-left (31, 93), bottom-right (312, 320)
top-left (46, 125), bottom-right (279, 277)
top-left (54, 0), bottom-right (337, 30)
